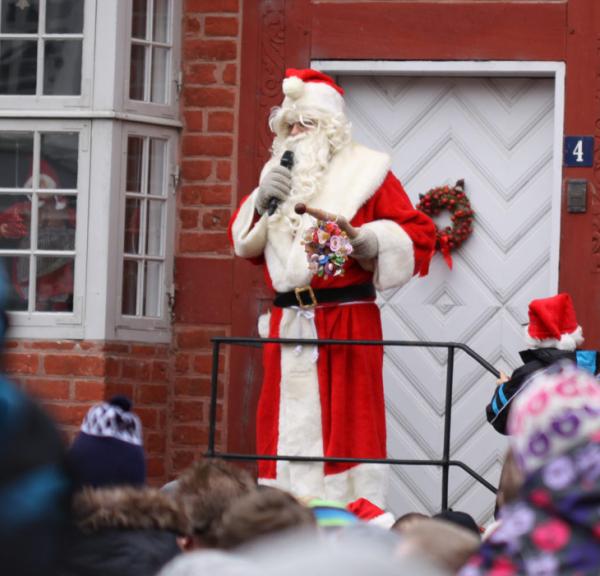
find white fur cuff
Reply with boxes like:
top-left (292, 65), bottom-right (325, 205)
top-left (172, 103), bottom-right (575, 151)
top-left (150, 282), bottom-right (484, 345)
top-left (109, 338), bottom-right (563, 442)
top-left (361, 219), bottom-right (414, 291)
top-left (231, 189), bottom-right (269, 258)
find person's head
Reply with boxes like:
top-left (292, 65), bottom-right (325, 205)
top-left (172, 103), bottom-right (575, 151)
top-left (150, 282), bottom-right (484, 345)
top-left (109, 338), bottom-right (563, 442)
top-left (433, 510), bottom-right (480, 538)
top-left (0, 382), bottom-right (72, 576)
top-left (494, 448), bottom-right (523, 516)
top-left (508, 364), bottom-right (600, 476)
top-left (175, 458), bottom-right (256, 549)
top-left (218, 486), bottom-right (316, 549)
top-left (67, 395), bottom-right (145, 490)
top-left (397, 518), bottom-right (480, 573)
top-left (525, 293), bottom-right (583, 351)
top-left (268, 68), bottom-right (352, 204)
top-left (391, 512), bottom-right (429, 533)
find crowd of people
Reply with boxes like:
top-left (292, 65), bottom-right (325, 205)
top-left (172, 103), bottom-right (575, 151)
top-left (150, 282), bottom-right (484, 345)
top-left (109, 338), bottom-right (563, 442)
top-left (1, 356), bottom-right (599, 575)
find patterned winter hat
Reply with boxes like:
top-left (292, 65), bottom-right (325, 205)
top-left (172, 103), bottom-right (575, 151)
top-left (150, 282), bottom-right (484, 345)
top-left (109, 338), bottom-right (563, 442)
top-left (68, 396), bottom-right (146, 488)
top-left (525, 293), bottom-right (583, 352)
top-left (508, 364), bottom-right (600, 476)
top-left (281, 68), bottom-right (345, 119)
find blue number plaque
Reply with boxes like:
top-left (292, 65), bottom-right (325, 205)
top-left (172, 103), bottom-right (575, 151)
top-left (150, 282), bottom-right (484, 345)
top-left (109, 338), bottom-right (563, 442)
top-left (564, 136), bottom-right (594, 167)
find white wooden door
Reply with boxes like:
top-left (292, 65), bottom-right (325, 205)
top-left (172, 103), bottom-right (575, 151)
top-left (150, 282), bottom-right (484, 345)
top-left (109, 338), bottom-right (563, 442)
top-left (338, 75), bottom-right (559, 523)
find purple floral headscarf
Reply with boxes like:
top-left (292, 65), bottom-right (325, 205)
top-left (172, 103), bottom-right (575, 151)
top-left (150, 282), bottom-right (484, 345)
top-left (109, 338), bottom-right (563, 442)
top-left (459, 367), bottom-right (600, 575)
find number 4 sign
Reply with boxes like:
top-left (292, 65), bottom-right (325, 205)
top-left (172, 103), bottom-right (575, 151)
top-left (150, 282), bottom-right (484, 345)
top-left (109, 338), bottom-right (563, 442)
top-left (564, 136), bottom-right (594, 167)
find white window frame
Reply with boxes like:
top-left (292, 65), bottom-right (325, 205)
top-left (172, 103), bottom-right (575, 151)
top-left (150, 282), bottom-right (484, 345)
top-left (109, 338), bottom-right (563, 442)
top-left (0, 0), bottom-right (96, 110)
top-left (121, 0), bottom-right (181, 120)
top-left (114, 122), bottom-right (177, 342)
top-left (1, 0), bottom-right (182, 342)
top-left (0, 118), bottom-right (90, 339)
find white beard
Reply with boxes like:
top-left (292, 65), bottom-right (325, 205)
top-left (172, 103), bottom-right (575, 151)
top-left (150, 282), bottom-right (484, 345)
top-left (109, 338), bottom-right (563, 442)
top-left (271, 129), bottom-right (332, 230)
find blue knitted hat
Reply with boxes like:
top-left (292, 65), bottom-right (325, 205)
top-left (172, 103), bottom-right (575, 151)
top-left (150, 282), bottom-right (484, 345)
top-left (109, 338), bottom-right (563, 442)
top-left (68, 396), bottom-right (146, 488)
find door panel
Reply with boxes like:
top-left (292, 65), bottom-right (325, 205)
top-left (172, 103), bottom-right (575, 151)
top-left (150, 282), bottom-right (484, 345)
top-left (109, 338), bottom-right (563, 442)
top-left (339, 75), bottom-right (557, 522)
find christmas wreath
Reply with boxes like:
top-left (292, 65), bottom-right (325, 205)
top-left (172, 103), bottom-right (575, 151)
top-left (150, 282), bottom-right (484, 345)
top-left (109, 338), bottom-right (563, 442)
top-left (416, 179), bottom-right (473, 270)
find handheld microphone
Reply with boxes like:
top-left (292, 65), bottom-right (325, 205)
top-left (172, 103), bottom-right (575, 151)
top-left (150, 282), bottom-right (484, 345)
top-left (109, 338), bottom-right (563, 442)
top-left (268, 150), bottom-right (294, 216)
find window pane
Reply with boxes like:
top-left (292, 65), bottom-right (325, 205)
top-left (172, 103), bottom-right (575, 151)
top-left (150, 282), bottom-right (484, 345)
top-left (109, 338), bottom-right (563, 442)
top-left (3, 255), bottom-right (30, 311)
top-left (122, 259), bottom-right (139, 315)
top-left (40, 133), bottom-right (79, 189)
top-left (124, 198), bottom-right (142, 255)
top-left (37, 195), bottom-right (76, 250)
top-left (148, 139), bottom-right (165, 196)
top-left (35, 255), bottom-right (74, 311)
top-left (43, 39), bottom-right (82, 95)
top-left (1, 0), bottom-right (39, 34)
top-left (46, 0), bottom-right (83, 33)
top-left (129, 44), bottom-right (146, 100)
top-left (0, 195), bottom-right (31, 249)
top-left (151, 46), bottom-right (168, 103)
top-left (145, 200), bottom-right (163, 256)
top-left (0, 133), bottom-right (34, 188)
top-left (153, 0), bottom-right (169, 43)
top-left (0, 40), bottom-right (37, 95)
top-left (131, 0), bottom-right (147, 39)
top-left (126, 136), bottom-right (143, 192)
top-left (143, 260), bottom-right (161, 317)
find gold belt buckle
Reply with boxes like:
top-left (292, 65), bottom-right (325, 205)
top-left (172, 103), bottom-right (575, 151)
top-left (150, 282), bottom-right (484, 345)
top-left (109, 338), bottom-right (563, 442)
top-left (294, 285), bottom-right (317, 309)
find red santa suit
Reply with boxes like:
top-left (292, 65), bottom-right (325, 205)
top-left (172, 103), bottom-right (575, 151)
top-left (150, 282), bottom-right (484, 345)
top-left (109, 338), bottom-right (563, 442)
top-left (229, 70), bottom-right (435, 506)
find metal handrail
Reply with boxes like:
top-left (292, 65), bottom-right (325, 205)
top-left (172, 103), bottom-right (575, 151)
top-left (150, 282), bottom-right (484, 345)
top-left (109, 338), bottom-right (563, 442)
top-left (206, 337), bottom-right (500, 510)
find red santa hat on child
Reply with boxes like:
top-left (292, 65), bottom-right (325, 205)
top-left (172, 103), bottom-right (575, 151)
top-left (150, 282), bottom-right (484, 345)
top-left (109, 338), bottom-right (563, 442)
top-left (524, 293), bottom-right (583, 352)
top-left (281, 68), bottom-right (346, 119)
top-left (346, 497), bottom-right (395, 529)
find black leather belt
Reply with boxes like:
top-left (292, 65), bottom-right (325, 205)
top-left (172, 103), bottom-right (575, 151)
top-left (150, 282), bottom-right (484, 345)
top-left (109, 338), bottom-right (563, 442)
top-left (273, 283), bottom-right (376, 309)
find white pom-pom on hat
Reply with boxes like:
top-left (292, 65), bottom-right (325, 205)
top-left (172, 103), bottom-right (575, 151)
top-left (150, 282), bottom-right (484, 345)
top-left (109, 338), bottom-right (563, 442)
top-left (283, 75), bottom-right (305, 100)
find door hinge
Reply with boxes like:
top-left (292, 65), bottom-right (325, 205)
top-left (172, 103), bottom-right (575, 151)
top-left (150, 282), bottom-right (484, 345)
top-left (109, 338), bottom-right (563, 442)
top-left (170, 165), bottom-right (181, 193)
top-left (174, 70), bottom-right (183, 98)
top-left (167, 286), bottom-right (176, 323)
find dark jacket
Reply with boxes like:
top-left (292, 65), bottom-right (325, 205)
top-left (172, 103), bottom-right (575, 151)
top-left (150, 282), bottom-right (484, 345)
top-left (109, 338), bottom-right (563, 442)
top-left (59, 487), bottom-right (190, 576)
top-left (486, 348), bottom-right (575, 434)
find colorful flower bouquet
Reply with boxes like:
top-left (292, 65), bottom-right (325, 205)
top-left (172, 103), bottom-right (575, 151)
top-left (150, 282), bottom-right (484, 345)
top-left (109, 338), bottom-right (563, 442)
top-left (302, 219), bottom-right (353, 278)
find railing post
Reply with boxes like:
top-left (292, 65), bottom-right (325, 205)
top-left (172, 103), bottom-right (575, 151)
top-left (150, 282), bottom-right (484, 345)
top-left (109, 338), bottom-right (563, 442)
top-left (441, 345), bottom-right (455, 511)
top-left (207, 340), bottom-right (221, 457)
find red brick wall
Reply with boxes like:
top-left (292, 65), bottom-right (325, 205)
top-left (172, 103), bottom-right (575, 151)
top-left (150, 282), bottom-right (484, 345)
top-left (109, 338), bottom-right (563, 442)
top-left (171, 0), bottom-right (241, 474)
top-left (4, 341), bottom-right (171, 485)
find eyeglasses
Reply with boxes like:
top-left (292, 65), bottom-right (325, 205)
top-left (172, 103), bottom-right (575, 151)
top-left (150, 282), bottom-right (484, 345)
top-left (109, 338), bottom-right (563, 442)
top-left (284, 117), bottom-right (317, 132)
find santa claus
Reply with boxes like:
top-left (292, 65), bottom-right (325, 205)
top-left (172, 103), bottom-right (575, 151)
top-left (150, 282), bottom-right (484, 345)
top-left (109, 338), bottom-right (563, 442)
top-left (229, 68), bottom-right (436, 506)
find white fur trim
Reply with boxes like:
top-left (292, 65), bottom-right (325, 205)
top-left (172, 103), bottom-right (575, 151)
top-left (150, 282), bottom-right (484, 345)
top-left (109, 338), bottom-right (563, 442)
top-left (230, 189), bottom-right (269, 259)
top-left (368, 512), bottom-right (395, 530)
top-left (525, 325), bottom-right (584, 352)
top-left (257, 312), bottom-right (271, 338)
top-left (272, 308), bottom-right (326, 499)
top-left (281, 80), bottom-right (345, 118)
top-left (261, 143), bottom-right (392, 292)
top-left (24, 173), bottom-right (58, 189)
top-left (361, 220), bottom-right (414, 291)
top-left (323, 464), bottom-right (389, 509)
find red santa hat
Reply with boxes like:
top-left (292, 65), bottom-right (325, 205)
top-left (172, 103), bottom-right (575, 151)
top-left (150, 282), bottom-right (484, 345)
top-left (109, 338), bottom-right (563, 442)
top-left (524, 293), bottom-right (583, 352)
top-left (346, 497), bottom-right (395, 529)
top-left (23, 160), bottom-right (59, 189)
top-left (281, 68), bottom-right (346, 119)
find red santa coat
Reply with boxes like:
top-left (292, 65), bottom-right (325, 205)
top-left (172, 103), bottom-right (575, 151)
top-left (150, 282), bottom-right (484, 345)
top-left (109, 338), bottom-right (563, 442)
top-left (229, 143), bottom-right (435, 506)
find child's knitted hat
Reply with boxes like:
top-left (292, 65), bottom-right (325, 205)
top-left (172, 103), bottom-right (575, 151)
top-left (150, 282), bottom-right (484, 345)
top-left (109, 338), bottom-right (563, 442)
top-left (68, 395), bottom-right (146, 488)
top-left (508, 364), bottom-right (600, 475)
